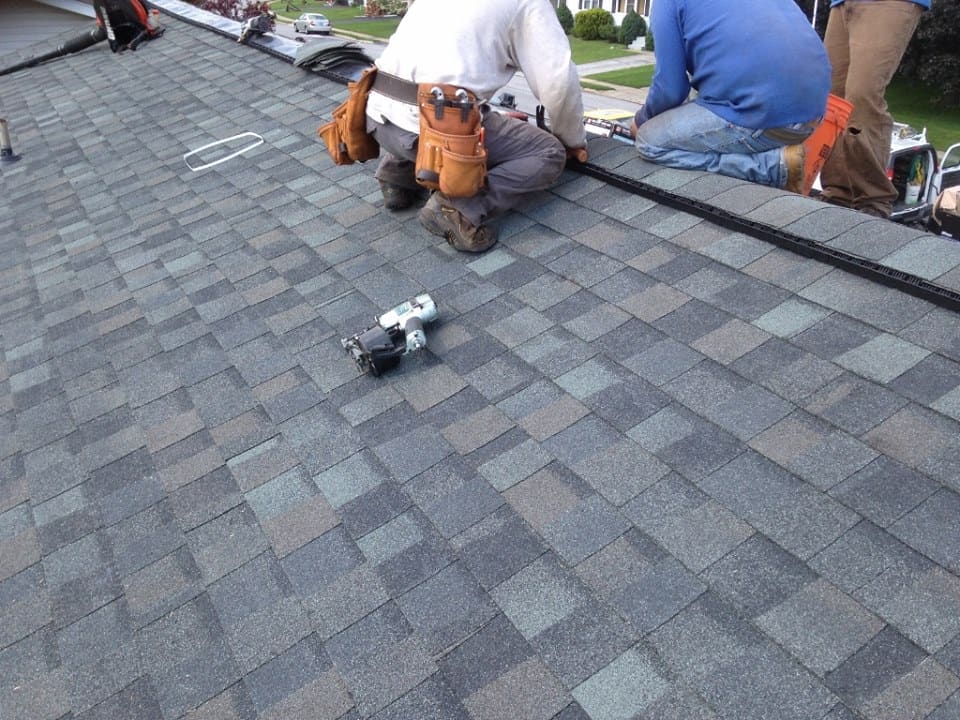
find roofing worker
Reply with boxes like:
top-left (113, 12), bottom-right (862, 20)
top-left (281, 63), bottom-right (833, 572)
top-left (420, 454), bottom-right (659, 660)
top-left (819, 0), bottom-right (929, 218)
top-left (630, 0), bottom-right (830, 192)
top-left (365, 0), bottom-right (587, 253)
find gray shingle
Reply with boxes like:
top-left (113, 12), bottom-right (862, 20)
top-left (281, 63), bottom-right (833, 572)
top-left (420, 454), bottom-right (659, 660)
top-left (576, 531), bottom-right (705, 635)
top-left (825, 626), bottom-right (927, 711)
top-left (889, 488), bottom-right (960, 575)
top-left (136, 596), bottom-right (240, 718)
top-left (829, 457), bottom-right (939, 528)
top-left (864, 404), bottom-right (960, 488)
top-left (324, 602), bottom-right (435, 717)
top-left (624, 474), bottom-right (754, 573)
top-left (4, 11), bottom-right (959, 719)
top-left (572, 648), bottom-right (671, 718)
top-left (755, 578), bottom-right (884, 675)
top-left (395, 562), bottom-right (497, 654)
top-left (701, 451), bottom-right (859, 559)
top-left (650, 595), bottom-right (836, 720)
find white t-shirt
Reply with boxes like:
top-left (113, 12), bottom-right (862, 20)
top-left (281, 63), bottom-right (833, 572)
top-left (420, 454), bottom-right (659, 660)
top-left (366, 0), bottom-right (586, 149)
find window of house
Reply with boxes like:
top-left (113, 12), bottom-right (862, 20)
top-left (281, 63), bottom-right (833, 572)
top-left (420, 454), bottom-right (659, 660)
top-left (614, 0), bottom-right (637, 12)
top-left (579, 0), bottom-right (601, 9)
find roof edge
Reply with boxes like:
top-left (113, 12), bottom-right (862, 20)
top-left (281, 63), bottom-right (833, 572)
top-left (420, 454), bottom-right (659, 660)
top-left (33, 0), bottom-right (96, 18)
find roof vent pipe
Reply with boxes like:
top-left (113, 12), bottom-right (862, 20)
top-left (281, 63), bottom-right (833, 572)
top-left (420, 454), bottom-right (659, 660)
top-left (0, 118), bottom-right (21, 163)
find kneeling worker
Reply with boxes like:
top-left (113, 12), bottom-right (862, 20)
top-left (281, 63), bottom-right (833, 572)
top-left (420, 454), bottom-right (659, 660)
top-left (365, 0), bottom-right (588, 253)
top-left (631, 0), bottom-right (830, 193)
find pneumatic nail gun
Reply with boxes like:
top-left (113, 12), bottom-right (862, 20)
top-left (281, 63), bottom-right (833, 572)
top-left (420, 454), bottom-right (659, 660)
top-left (341, 294), bottom-right (438, 375)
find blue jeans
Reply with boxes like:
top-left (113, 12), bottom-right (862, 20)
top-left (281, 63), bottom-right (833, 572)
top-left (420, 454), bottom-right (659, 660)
top-left (634, 102), bottom-right (796, 188)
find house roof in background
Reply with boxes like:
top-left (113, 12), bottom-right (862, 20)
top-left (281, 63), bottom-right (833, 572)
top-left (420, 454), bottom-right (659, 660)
top-left (2, 4), bottom-right (960, 719)
top-left (0, 0), bottom-right (93, 56)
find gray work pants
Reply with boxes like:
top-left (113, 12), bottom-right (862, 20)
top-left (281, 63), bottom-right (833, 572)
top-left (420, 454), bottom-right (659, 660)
top-left (368, 109), bottom-right (567, 228)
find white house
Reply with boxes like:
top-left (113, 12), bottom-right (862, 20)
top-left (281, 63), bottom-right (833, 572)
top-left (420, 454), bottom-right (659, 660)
top-left (560, 0), bottom-right (653, 25)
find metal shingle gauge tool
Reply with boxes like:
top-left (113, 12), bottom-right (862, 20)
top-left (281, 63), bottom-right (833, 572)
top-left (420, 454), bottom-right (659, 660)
top-left (183, 132), bottom-right (264, 172)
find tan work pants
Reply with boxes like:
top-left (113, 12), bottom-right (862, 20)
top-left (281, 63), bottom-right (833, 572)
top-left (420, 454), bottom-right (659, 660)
top-left (820, 0), bottom-right (922, 217)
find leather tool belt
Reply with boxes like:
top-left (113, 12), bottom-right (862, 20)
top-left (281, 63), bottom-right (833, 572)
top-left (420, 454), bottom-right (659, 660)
top-left (371, 71), bottom-right (418, 105)
top-left (415, 83), bottom-right (487, 198)
top-left (317, 65), bottom-right (380, 165)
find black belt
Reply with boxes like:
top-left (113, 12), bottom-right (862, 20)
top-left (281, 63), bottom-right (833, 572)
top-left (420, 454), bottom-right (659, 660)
top-left (763, 119), bottom-right (820, 144)
top-left (371, 71), bottom-right (418, 105)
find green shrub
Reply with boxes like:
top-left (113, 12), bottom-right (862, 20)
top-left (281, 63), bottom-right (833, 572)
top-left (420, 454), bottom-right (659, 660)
top-left (573, 8), bottom-right (615, 41)
top-left (556, 3), bottom-right (574, 34)
top-left (365, 0), bottom-right (406, 16)
top-left (201, 0), bottom-right (273, 21)
top-left (618, 10), bottom-right (647, 46)
top-left (644, 28), bottom-right (655, 51)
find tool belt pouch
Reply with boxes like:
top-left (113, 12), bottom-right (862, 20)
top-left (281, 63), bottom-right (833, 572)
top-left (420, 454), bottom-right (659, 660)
top-left (318, 66), bottom-right (380, 165)
top-left (414, 84), bottom-right (487, 198)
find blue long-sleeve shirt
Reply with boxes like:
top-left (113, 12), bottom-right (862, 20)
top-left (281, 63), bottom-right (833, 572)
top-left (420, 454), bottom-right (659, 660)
top-left (636, 0), bottom-right (831, 130)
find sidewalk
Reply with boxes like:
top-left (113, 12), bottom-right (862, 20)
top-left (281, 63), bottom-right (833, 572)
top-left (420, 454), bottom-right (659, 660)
top-left (582, 83), bottom-right (648, 106)
top-left (577, 51), bottom-right (654, 106)
top-left (576, 50), bottom-right (655, 76)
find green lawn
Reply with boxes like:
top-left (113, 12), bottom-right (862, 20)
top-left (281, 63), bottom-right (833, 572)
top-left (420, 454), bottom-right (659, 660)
top-left (581, 80), bottom-right (616, 92)
top-left (887, 78), bottom-right (960, 153)
top-left (584, 64), bottom-right (655, 89)
top-left (269, 1), bottom-right (400, 38)
top-left (267, 10), bottom-right (640, 62)
top-left (264, 10), bottom-right (960, 152)
top-left (568, 37), bottom-right (637, 65)
top-left (581, 67), bottom-right (960, 153)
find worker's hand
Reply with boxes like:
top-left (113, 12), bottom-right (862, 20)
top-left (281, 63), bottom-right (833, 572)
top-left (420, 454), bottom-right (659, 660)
top-left (565, 145), bottom-right (588, 163)
top-left (630, 104), bottom-right (644, 138)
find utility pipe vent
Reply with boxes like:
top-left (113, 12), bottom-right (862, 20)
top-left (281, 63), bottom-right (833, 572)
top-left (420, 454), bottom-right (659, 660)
top-left (0, 118), bottom-right (21, 163)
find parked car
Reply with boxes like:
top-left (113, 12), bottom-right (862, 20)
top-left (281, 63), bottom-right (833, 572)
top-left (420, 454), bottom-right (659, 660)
top-left (804, 123), bottom-right (960, 226)
top-left (866, 123), bottom-right (960, 226)
top-left (293, 13), bottom-right (331, 35)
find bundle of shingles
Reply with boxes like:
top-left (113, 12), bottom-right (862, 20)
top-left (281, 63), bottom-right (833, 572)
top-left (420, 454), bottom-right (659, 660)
top-left (293, 38), bottom-right (374, 82)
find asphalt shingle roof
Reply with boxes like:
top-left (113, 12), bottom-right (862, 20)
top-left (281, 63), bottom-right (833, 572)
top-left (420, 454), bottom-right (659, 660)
top-left (2, 6), bottom-right (960, 720)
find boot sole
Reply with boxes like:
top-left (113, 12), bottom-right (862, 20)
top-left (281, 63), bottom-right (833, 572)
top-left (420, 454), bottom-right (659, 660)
top-left (418, 206), bottom-right (495, 253)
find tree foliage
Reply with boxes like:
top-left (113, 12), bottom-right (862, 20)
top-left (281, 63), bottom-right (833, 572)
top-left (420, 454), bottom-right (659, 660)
top-left (792, 0), bottom-right (828, 36)
top-left (901, 0), bottom-right (960, 108)
top-left (795, 0), bottom-right (960, 108)
top-left (556, 3), bottom-right (574, 34)
top-left (573, 8), bottom-right (615, 41)
top-left (618, 9), bottom-right (646, 46)
top-left (365, 0), bottom-right (407, 16)
top-left (200, 0), bottom-right (273, 21)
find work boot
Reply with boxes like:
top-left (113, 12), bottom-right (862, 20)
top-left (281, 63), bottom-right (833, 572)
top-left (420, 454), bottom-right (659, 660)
top-left (818, 192), bottom-right (853, 209)
top-left (379, 180), bottom-right (417, 211)
top-left (783, 144), bottom-right (806, 194)
top-left (857, 205), bottom-right (890, 219)
top-left (418, 194), bottom-right (497, 253)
